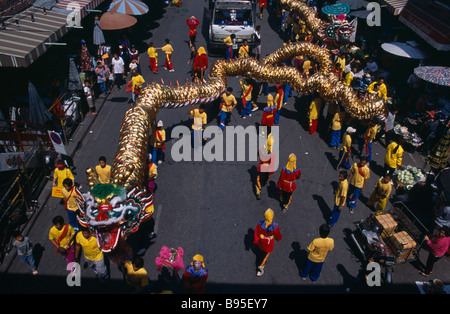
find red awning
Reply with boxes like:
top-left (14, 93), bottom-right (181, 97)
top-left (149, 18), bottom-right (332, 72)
top-left (399, 0), bottom-right (450, 51)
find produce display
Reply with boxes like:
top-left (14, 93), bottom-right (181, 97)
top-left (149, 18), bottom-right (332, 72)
top-left (394, 166), bottom-right (426, 189)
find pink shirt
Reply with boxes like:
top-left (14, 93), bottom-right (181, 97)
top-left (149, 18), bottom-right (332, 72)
top-left (427, 236), bottom-right (450, 257)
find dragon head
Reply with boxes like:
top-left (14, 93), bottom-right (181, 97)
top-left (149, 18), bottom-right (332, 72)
top-left (319, 19), bottom-right (354, 46)
top-left (77, 183), bottom-right (154, 253)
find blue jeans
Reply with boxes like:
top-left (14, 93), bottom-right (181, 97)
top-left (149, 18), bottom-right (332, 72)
top-left (225, 46), bottom-right (233, 60)
top-left (67, 209), bottom-right (79, 231)
top-left (348, 184), bottom-right (362, 208)
top-left (274, 110), bottom-right (280, 124)
top-left (20, 254), bottom-right (36, 271)
top-left (330, 129), bottom-right (341, 148)
top-left (328, 204), bottom-right (341, 226)
top-left (241, 100), bottom-right (252, 117)
top-left (300, 258), bottom-right (324, 282)
top-left (151, 146), bottom-right (165, 163)
top-left (335, 148), bottom-right (351, 170)
top-left (260, 83), bottom-right (269, 96)
top-left (98, 81), bottom-right (107, 96)
top-left (220, 111), bottom-right (231, 130)
top-left (283, 84), bottom-right (292, 102)
top-left (358, 140), bottom-right (373, 162)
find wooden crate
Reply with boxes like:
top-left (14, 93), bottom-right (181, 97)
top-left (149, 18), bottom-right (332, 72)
top-left (390, 231), bottom-right (417, 262)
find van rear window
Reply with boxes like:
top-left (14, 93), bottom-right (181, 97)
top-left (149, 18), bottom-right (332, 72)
top-left (214, 9), bottom-right (253, 26)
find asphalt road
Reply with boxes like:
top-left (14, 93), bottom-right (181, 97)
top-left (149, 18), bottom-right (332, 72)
top-left (1, 0), bottom-right (449, 297)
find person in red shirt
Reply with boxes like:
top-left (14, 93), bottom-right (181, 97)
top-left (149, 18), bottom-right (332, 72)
top-left (258, 0), bottom-right (267, 19)
top-left (261, 94), bottom-right (276, 136)
top-left (186, 16), bottom-right (200, 47)
top-left (193, 46), bottom-right (208, 81)
top-left (253, 208), bottom-right (282, 276)
top-left (418, 227), bottom-right (450, 277)
top-left (277, 153), bottom-right (302, 212)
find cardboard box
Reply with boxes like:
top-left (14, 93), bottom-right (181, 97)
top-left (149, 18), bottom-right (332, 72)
top-left (375, 214), bottom-right (398, 239)
top-left (390, 231), bottom-right (417, 262)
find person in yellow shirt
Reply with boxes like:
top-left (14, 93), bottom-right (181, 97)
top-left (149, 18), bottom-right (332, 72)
top-left (189, 103), bottom-right (207, 148)
top-left (240, 78), bottom-right (253, 118)
top-left (53, 160), bottom-right (74, 188)
top-left (367, 77), bottom-right (387, 100)
top-left (223, 34), bottom-right (235, 60)
top-left (147, 42), bottom-right (158, 74)
top-left (145, 153), bottom-right (158, 194)
top-left (336, 52), bottom-right (346, 73)
top-left (384, 137), bottom-right (404, 176)
top-left (49, 215), bottom-right (76, 268)
top-left (273, 84), bottom-right (284, 124)
top-left (328, 171), bottom-right (349, 226)
top-left (300, 224), bottom-right (334, 282)
top-left (95, 156), bottom-right (111, 184)
top-left (219, 87), bottom-right (237, 130)
top-left (347, 156), bottom-right (370, 213)
top-left (150, 120), bottom-right (166, 164)
top-left (343, 67), bottom-right (357, 86)
top-left (308, 97), bottom-right (323, 134)
top-left (358, 120), bottom-right (378, 162)
top-left (131, 70), bottom-right (145, 103)
top-left (122, 256), bottom-right (151, 294)
top-left (160, 38), bottom-right (174, 72)
top-left (238, 40), bottom-right (250, 58)
top-left (62, 178), bottom-right (83, 231)
top-left (336, 126), bottom-right (356, 170)
top-left (366, 174), bottom-right (392, 213)
top-left (75, 228), bottom-right (109, 281)
top-left (329, 108), bottom-right (345, 149)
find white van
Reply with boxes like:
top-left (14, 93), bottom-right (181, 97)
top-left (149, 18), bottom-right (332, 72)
top-left (208, 0), bottom-right (256, 52)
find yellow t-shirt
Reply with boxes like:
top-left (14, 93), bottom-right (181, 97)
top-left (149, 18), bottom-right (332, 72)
top-left (238, 45), bottom-right (249, 58)
top-left (76, 232), bottom-right (103, 261)
top-left (161, 44), bottom-right (173, 55)
top-left (131, 75), bottom-right (145, 90)
top-left (343, 72), bottom-right (353, 86)
top-left (309, 98), bottom-right (322, 120)
top-left (364, 125), bottom-right (378, 143)
top-left (190, 109), bottom-right (207, 130)
top-left (151, 129), bottom-right (166, 148)
top-left (350, 163), bottom-right (370, 188)
top-left (384, 142), bottom-right (403, 168)
top-left (367, 82), bottom-right (387, 100)
top-left (331, 112), bottom-right (345, 131)
top-left (221, 93), bottom-right (237, 112)
top-left (147, 47), bottom-right (158, 58)
top-left (53, 168), bottom-right (74, 187)
top-left (148, 163), bottom-right (157, 178)
top-left (95, 164), bottom-right (111, 184)
top-left (62, 187), bottom-right (82, 212)
top-left (335, 179), bottom-right (348, 206)
top-left (124, 260), bottom-right (149, 288)
top-left (240, 82), bottom-right (252, 101)
top-left (374, 178), bottom-right (392, 199)
top-left (336, 57), bottom-right (345, 72)
top-left (49, 224), bottom-right (75, 248)
top-left (342, 133), bottom-right (352, 152)
top-left (307, 237), bottom-right (334, 263)
top-left (223, 36), bottom-right (233, 47)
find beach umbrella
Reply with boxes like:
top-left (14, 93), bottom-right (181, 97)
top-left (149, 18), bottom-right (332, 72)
top-left (414, 66), bottom-right (450, 87)
top-left (93, 17), bottom-right (105, 46)
top-left (28, 82), bottom-right (52, 125)
top-left (322, 3), bottom-right (351, 16)
top-left (99, 12), bottom-right (137, 30)
top-left (107, 0), bottom-right (149, 16)
top-left (336, 0), bottom-right (368, 10)
top-left (68, 59), bottom-right (83, 91)
top-left (381, 41), bottom-right (430, 60)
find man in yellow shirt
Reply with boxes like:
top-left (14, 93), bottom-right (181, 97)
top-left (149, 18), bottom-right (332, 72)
top-left (150, 120), bottom-right (166, 164)
top-left (160, 38), bottom-right (174, 72)
top-left (238, 40), bottom-right (250, 58)
top-left (308, 97), bottom-right (323, 134)
top-left (147, 42), bottom-right (158, 74)
top-left (366, 174), bottom-right (392, 213)
top-left (219, 87), bottom-right (237, 130)
top-left (240, 78), bottom-right (253, 118)
top-left (336, 126), bottom-right (356, 170)
top-left (122, 256), bottom-right (150, 294)
top-left (273, 84), bottom-right (284, 124)
top-left (95, 156), bottom-right (111, 184)
top-left (328, 171), bottom-right (348, 226)
top-left (189, 103), bottom-right (207, 148)
top-left (131, 70), bottom-right (145, 103)
top-left (343, 67), bottom-right (357, 86)
top-left (358, 120), bottom-right (378, 162)
top-left (53, 160), bottom-right (74, 188)
top-left (300, 224), bottom-right (334, 282)
top-left (330, 109), bottom-right (345, 149)
top-left (49, 215), bottom-right (76, 268)
top-left (347, 156), bottom-right (370, 213)
top-left (75, 228), bottom-right (109, 281)
top-left (384, 138), bottom-right (404, 176)
top-left (223, 34), bottom-right (235, 60)
top-left (62, 178), bottom-right (83, 231)
top-left (367, 77), bottom-right (387, 100)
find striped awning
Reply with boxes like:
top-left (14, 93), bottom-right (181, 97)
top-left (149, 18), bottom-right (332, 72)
top-left (0, 7), bottom-right (69, 67)
top-left (54, 0), bottom-right (105, 20)
top-left (380, 0), bottom-right (408, 15)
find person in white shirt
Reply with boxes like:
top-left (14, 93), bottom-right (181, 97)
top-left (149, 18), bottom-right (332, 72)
top-left (83, 81), bottom-right (96, 115)
top-left (364, 57), bottom-right (378, 74)
top-left (111, 53), bottom-right (125, 91)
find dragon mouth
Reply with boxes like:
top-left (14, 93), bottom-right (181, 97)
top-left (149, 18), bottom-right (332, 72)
top-left (95, 226), bottom-right (121, 253)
